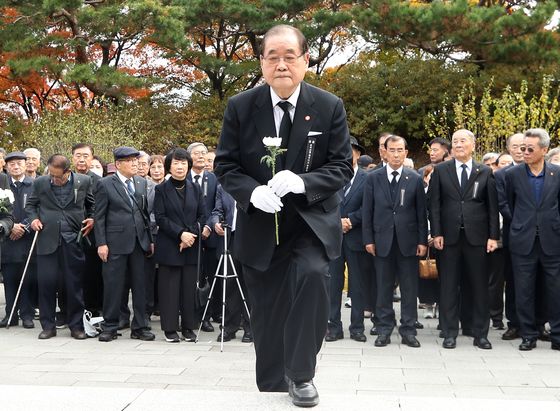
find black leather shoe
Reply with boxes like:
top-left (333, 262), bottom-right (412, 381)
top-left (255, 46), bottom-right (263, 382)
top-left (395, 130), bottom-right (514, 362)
top-left (70, 329), bottom-right (87, 340)
top-left (241, 331), bottom-right (253, 343)
top-left (502, 327), bottom-right (520, 340)
top-left (217, 330), bottom-right (236, 342)
top-left (473, 337), bottom-right (492, 349)
top-left (519, 338), bottom-right (537, 351)
top-left (288, 379), bottom-right (319, 407)
top-left (0, 317), bottom-right (18, 328)
top-left (325, 331), bottom-right (343, 342)
top-left (414, 320), bottom-right (424, 329)
top-left (374, 334), bottom-right (391, 347)
top-left (350, 332), bottom-right (367, 342)
top-left (551, 342), bottom-right (560, 351)
top-left (442, 337), bottom-right (456, 349)
top-left (117, 320), bottom-right (130, 330)
top-left (462, 328), bottom-right (474, 337)
top-left (538, 327), bottom-right (551, 342)
top-left (130, 329), bottom-right (155, 341)
top-left (201, 320), bottom-right (214, 332)
top-left (401, 334), bottom-right (421, 348)
top-left (369, 326), bottom-right (378, 336)
top-left (22, 319), bottom-right (34, 329)
top-left (492, 320), bottom-right (505, 330)
top-left (98, 331), bottom-right (117, 342)
top-left (38, 329), bottom-right (56, 339)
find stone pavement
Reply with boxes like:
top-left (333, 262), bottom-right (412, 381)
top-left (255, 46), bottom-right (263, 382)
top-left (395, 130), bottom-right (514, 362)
top-left (1, 287), bottom-right (560, 410)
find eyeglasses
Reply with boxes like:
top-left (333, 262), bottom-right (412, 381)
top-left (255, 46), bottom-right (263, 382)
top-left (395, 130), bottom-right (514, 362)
top-left (261, 53), bottom-right (304, 65)
top-left (520, 146), bottom-right (535, 153)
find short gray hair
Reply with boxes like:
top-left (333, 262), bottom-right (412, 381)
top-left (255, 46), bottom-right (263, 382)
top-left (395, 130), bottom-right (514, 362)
top-left (506, 133), bottom-right (524, 148)
top-left (186, 142), bottom-right (207, 154)
top-left (482, 152), bottom-right (499, 162)
top-left (452, 129), bottom-right (476, 142)
top-left (524, 128), bottom-right (550, 148)
top-left (23, 147), bottom-right (41, 158)
top-left (545, 147), bottom-right (560, 161)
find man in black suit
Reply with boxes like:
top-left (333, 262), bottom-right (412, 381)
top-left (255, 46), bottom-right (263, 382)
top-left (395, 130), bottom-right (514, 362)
top-left (94, 147), bottom-right (155, 342)
top-left (1, 152), bottom-right (35, 329)
top-left (363, 135), bottom-right (428, 348)
top-left (26, 154), bottom-right (94, 340)
top-left (214, 25), bottom-right (353, 407)
top-left (326, 136), bottom-right (372, 343)
top-left (505, 128), bottom-right (560, 351)
top-left (429, 129), bottom-right (500, 349)
top-left (186, 142), bottom-right (217, 332)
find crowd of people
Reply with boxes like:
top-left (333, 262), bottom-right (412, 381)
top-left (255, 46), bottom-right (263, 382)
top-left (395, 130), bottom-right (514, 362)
top-left (330, 128), bottom-right (560, 352)
top-left (0, 142), bottom-right (251, 344)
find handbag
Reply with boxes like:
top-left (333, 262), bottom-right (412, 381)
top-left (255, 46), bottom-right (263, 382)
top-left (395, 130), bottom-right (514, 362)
top-left (419, 249), bottom-right (438, 280)
top-left (195, 222), bottom-right (211, 311)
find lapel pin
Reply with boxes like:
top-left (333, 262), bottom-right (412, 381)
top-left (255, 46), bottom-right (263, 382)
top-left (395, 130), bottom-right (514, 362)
top-left (305, 115), bottom-right (310, 121)
top-left (551, 172), bottom-right (554, 176)
top-left (405, 176), bottom-right (409, 180)
top-left (476, 168), bottom-right (479, 172)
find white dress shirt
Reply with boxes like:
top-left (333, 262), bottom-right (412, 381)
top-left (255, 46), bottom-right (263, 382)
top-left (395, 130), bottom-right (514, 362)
top-left (455, 158), bottom-right (473, 186)
top-left (270, 84), bottom-right (301, 137)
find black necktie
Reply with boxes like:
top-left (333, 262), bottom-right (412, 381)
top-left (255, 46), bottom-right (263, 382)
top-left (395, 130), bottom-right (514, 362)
top-left (194, 175), bottom-right (201, 186)
top-left (13, 181), bottom-right (21, 189)
top-left (460, 164), bottom-right (468, 193)
top-left (125, 179), bottom-right (135, 206)
top-left (390, 170), bottom-right (399, 202)
top-left (278, 101), bottom-right (292, 149)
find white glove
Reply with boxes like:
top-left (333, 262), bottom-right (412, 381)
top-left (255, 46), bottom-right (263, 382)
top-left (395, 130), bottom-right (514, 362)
top-left (268, 170), bottom-right (306, 197)
top-left (250, 185), bottom-right (283, 213)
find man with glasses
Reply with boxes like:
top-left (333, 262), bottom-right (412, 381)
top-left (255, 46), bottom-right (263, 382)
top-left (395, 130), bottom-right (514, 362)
top-left (215, 24), bottom-right (353, 407)
top-left (26, 154), bottom-right (94, 339)
top-left (94, 147), bottom-right (155, 342)
top-left (505, 128), bottom-right (560, 351)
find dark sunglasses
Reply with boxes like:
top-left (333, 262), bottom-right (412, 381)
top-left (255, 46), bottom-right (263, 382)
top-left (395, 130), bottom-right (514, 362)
top-left (520, 146), bottom-right (534, 153)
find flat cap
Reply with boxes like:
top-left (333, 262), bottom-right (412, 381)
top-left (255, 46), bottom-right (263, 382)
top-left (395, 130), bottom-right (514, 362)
top-left (113, 146), bottom-right (140, 161)
top-left (106, 163), bottom-right (117, 174)
top-left (358, 154), bottom-right (374, 168)
top-left (349, 136), bottom-right (366, 155)
top-left (4, 151), bottom-right (27, 162)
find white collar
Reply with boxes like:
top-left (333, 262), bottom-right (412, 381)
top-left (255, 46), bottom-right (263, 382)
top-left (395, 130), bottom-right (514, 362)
top-left (455, 158), bottom-right (473, 170)
top-left (116, 171), bottom-right (133, 185)
top-left (270, 84), bottom-right (301, 109)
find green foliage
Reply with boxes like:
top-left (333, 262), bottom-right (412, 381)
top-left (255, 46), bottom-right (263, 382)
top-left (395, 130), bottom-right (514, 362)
top-left (425, 76), bottom-right (560, 158)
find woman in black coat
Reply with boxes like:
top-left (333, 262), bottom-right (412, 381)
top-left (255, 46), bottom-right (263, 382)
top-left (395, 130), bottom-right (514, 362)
top-left (154, 148), bottom-right (207, 342)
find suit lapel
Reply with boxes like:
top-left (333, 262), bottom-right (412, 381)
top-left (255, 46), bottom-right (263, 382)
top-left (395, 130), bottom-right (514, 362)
top-left (344, 169), bottom-right (363, 205)
top-left (445, 161), bottom-right (462, 196)
top-left (62, 173), bottom-right (79, 208)
top-left (463, 162), bottom-right (481, 197)
top-left (253, 86), bottom-right (277, 147)
top-left (286, 83), bottom-right (317, 170)
top-left (111, 174), bottom-right (133, 207)
top-left (537, 164), bottom-right (555, 208)
top-left (393, 169), bottom-right (410, 209)
top-left (44, 178), bottom-right (61, 209)
top-left (517, 165), bottom-right (537, 206)
top-left (377, 168), bottom-right (392, 206)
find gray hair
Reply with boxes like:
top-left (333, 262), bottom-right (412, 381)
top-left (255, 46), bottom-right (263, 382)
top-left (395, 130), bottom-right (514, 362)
top-left (545, 147), bottom-right (560, 161)
top-left (452, 129), bottom-right (476, 142)
top-left (524, 128), bottom-right (550, 148)
top-left (186, 142), bottom-right (208, 154)
top-left (482, 152), bottom-right (499, 162)
top-left (506, 133), bottom-right (524, 148)
top-left (23, 147), bottom-right (41, 158)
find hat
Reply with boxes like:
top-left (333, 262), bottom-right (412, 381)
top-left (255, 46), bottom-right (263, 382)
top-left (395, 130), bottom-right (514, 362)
top-left (4, 151), bottom-right (27, 162)
top-left (113, 146), bottom-right (140, 161)
top-left (106, 163), bottom-right (117, 174)
top-left (358, 154), bottom-right (374, 168)
top-left (349, 136), bottom-right (366, 155)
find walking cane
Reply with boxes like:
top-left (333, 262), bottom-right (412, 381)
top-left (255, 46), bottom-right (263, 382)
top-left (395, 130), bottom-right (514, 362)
top-left (7, 230), bottom-right (39, 329)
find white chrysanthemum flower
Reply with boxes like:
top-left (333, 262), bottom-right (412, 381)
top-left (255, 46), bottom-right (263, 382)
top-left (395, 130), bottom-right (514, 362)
top-left (262, 137), bottom-right (282, 147)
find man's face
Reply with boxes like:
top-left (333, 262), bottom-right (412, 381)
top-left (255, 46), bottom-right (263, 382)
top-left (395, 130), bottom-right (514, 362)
top-left (6, 159), bottom-right (25, 179)
top-left (497, 154), bottom-right (513, 169)
top-left (72, 147), bottom-right (93, 174)
top-left (386, 139), bottom-right (408, 170)
top-left (190, 146), bottom-right (208, 172)
top-left (351, 147), bottom-right (361, 168)
top-left (522, 136), bottom-right (547, 166)
top-left (429, 143), bottom-right (447, 164)
top-left (507, 134), bottom-right (525, 164)
top-left (451, 131), bottom-right (474, 162)
top-left (115, 156), bottom-right (138, 178)
top-left (48, 165), bottom-right (70, 186)
top-left (549, 153), bottom-right (560, 166)
top-left (260, 31), bottom-right (309, 99)
top-left (484, 156), bottom-right (497, 167)
top-left (204, 152), bottom-right (216, 172)
top-left (25, 152), bottom-right (40, 174)
top-left (378, 137), bottom-right (388, 162)
top-left (137, 155), bottom-right (150, 177)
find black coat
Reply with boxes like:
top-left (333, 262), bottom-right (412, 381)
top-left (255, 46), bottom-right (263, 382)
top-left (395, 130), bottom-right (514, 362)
top-left (1, 176), bottom-right (34, 263)
top-left (153, 178), bottom-right (207, 266)
top-left (339, 168), bottom-right (368, 252)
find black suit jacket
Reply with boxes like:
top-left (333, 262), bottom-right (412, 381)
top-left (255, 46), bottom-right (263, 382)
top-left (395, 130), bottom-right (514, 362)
top-left (0, 173), bottom-right (15, 243)
top-left (494, 163), bottom-right (513, 247)
top-left (94, 174), bottom-right (152, 254)
top-left (188, 169), bottom-right (217, 247)
top-left (215, 82), bottom-right (353, 271)
top-left (505, 162), bottom-right (560, 256)
top-left (2, 176), bottom-right (34, 263)
top-left (429, 159), bottom-right (499, 246)
top-left (362, 167), bottom-right (428, 257)
top-left (25, 172), bottom-right (94, 255)
top-left (210, 184), bottom-right (236, 254)
top-left (153, 178), bottom-right (207, 266)
top-left (339, 168), bottom-right (368, 252)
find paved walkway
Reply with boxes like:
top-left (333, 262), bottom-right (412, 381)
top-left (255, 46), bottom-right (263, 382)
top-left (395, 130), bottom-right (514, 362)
top-left (1, 287), bottom-right (560, 410)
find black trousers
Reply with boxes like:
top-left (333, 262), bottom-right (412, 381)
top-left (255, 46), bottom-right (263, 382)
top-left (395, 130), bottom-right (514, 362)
top-left (145, 255), bottom-right (158, 316)
top-left (37, 240), bottom-right (85, 331)
top-left (511, 238), bottom-right (560, 344)
top-left (375, 238), bottom-right (419, 337)
top-left (1, 261), bottom-right (36, 321)
top-left (503, 248), bottom-right (519, 328)
top-left (488, 248), bottom-right (505, 322)
top-left (158, 264), bottom-right (197, 331)
top-left (82, 244), bottom-right (103, 314)
top-left (244, 226), bottom-right (329, 392)
top-left (328, 241), bottom-right (371, 335)
top-left (219, 247), bottom-right (251, 334)
top-left (102, 242), bottom-right (148, 332)
top-left (203, 246), bottom-right (221, 321)
top-left (439, 231), bottom-right (490, 339)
